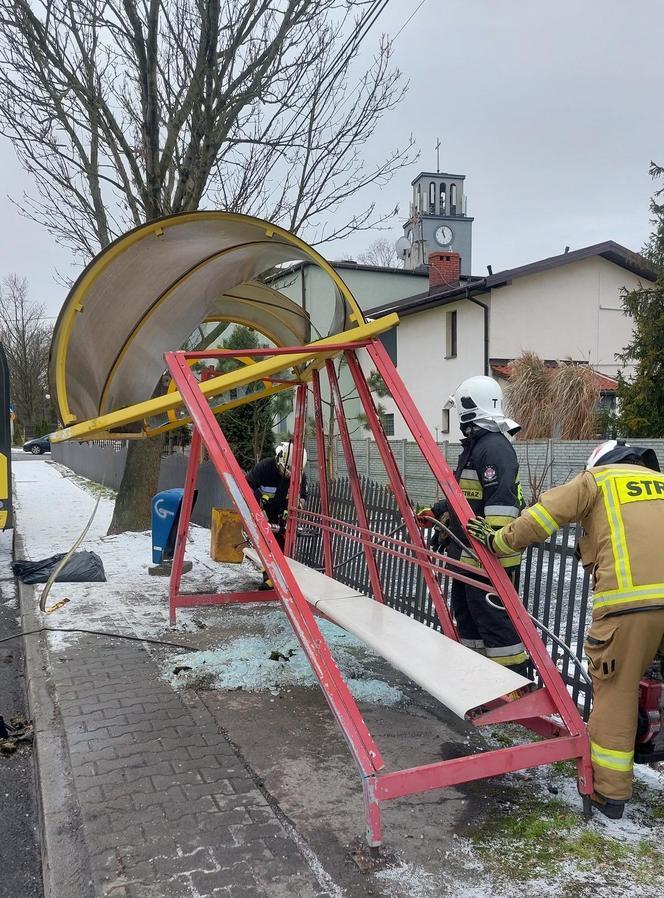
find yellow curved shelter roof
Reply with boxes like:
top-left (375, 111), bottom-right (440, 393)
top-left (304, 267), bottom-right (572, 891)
top-left (50, 211), bottom-right (366, 430)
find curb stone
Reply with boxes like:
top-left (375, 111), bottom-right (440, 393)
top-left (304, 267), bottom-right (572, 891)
top-left (15, 528), bottom-right (95, 898)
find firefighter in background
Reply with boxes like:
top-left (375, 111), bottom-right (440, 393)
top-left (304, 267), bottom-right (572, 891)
top-left (417, 376), bottom-right (528, 675)
top-left (468, 439), bottom-right (664, 819)
top-left (246, 441), bottom-right (308, 589)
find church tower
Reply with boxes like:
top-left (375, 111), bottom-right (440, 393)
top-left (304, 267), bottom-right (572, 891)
top-left (402, 171), bottom-right (473, 275)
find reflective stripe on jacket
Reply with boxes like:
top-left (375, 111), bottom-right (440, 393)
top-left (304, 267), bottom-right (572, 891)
top-left (493, 463), bottom-right (664, 619)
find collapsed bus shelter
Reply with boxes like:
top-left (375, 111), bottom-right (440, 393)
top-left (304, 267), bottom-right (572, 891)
top-left (50, 212), bottom-right (592, 846)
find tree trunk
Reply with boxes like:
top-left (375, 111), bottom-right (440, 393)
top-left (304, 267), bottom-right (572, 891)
top-left (107, 437), bottom-right (164, 534)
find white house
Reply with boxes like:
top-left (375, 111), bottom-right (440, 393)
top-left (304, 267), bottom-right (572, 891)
top-left (363, 242), bottom-right (656, 441)
top-left (270, 258), bottom-right (429, 327)
top-left (269, 260), bottom-right (431, 434)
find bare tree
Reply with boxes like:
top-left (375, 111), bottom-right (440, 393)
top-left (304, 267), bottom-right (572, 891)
top-left (0, 0), bottom-right (413, 256)
top-left (357, 237), bottom-right (401, 268)
top-left (0, 275), bottom-right (53, 437)
top-left (0, 0), bottom-right (415, 532)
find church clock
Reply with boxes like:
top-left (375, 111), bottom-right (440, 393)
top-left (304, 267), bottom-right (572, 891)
top-left (434, 225), bottom-right (454, 247)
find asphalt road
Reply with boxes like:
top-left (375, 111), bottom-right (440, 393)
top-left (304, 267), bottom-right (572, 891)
top-left (0, 529), bottom-right (43, 898)
top-left (11, 450), bottom-right (51, 462)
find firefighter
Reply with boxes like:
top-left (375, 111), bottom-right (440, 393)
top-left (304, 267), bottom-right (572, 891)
top-left (417, 376), bottom-right (528, 675)
top-left (246, 441), bottom-right (307, 588)
top-left (468, 439), bottom-right (664, 819)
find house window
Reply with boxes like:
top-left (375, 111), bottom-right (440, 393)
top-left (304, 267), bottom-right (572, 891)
top-left (429, 181), bottom-right (436, 213)
top-left (441, 408), bottom-right (450, 434)
top-left (446, 309), bottom-right (458, 358)
top-left (378, 329), bottom-right (397, 366)
top-left (449, 183), bottom-right (457, 216)
top-left (439, 182), bottom-right (446, 215)
top-left (381, 413), bottom-right (395, 436)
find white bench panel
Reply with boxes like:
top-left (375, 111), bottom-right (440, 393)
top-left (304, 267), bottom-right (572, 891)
top-left (315, 595), bottom-right (530, 718)
top-left (242, 548), bottom-right (531, 717)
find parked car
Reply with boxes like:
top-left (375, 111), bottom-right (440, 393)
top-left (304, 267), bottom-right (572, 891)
top-left (22, 436), bottom-right (51, 455)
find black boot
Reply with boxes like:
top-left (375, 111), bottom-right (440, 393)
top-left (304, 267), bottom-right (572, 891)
top-left (259, 572), bottom-right (274, 591)
top-left (591, 792), bottom-right (625, 819)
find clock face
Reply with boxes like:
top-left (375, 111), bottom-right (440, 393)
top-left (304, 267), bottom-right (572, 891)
top-left (435, 225), bottom-right (454, 246)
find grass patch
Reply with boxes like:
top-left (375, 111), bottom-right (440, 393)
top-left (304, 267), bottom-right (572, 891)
top-left (470, 795), bottom-right (663, 888)
top-left (549, 759), bottom-right (577, 778)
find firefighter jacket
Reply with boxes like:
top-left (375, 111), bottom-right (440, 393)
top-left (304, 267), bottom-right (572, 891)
top-left (245, 458), bottom-right (307, 525)
top-left (493, 463), bottom-right (664, 619)
top-left (432, 429), bottom-right (524, 569)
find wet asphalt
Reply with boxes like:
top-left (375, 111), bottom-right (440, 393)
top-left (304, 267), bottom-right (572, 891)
top-left (0, 528), bottom-right (43, 898)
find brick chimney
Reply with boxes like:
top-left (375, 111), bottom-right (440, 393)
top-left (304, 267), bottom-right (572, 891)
top-left (428, 251), bottom-right (461, 290)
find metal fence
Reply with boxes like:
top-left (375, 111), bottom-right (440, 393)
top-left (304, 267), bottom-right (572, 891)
top-left (295, 477), bottom-right (592, 718)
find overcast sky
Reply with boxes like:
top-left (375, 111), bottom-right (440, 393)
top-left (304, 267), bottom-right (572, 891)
top-left (1, 0), bottom-right (662, 317)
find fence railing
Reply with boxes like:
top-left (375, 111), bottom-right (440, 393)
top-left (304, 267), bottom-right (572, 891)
top-left (295, 477), bottom-right (592, 718)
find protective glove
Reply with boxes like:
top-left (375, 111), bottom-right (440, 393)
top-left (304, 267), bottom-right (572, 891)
top-left (466, 516), bottom-right (498, 553)
top-left (416, 507), bottom-right (434, 528)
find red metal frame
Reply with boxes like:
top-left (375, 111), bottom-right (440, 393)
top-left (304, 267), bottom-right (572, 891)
top-left (366, 339), bottom-right (593, 792)
top-left (312, 371), bottom-right (333, 576)
top-left (284, 383), bottom-right (307, 556)
top-left (326, 359), bottom-right (385, 603)
top-left (163, 336), bottom-right (592, 847)
top-left (165, 349), bottom-right (386, 845)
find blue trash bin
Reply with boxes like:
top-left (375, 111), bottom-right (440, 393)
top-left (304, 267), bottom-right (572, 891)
top-left (151, 488), bottom-right (185, 564)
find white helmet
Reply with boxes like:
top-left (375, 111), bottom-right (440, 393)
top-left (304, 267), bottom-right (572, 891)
top-left (275, 441), bottom-right (307, 475)
top-left (444, 376), bottom-right (520, 436)
top-left (586, 439), bottom-right (659, 471)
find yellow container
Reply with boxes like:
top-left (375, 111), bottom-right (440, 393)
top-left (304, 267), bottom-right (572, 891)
top-left (210, 508), bottom-right (245, 563)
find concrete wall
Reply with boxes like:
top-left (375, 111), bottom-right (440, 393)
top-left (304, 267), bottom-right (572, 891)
top-left (306, 437), bottom-right (664, 507)
top-left (52, 435), bottom-right (664, 527)
top-left (51, 442), bottom-right (232, 527)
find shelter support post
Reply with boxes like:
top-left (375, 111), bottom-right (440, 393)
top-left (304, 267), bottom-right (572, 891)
top-left (169, 427), bottom-right (202, 625)
top-left (312, 370), bottom-right (333, 576)
top-left (325, 358), bottom-right (385, 604)
top-left (284, 383), bottom-right (308, 557)
top-left (344, 349), bottom-right (456, 638)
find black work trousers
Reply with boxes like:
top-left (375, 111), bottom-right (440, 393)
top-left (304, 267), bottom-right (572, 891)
top-left (450, 565), bottom-right (529, 675)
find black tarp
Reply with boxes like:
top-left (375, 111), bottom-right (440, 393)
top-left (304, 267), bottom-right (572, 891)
top-left (12, 551), bottom-right (106, 584)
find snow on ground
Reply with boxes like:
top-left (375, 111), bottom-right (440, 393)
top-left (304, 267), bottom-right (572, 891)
top-left (0, 528), bottom-right (17, 616)
top-left (13, 459), bottom-right (258, 649)
top-left (13, 460), bottom-right (402, 705)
